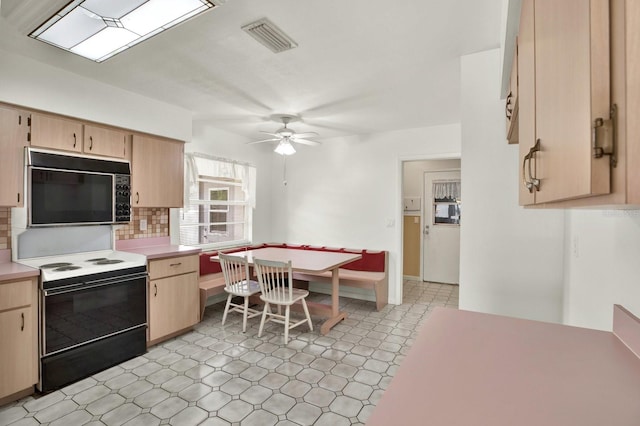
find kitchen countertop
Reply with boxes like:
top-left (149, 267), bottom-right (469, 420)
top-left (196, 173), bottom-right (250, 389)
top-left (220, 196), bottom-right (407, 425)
top-left (116, 237), bottom-right (200, 260)
top-left (0, 250), bottom-right (40, 281)
top-left (366, 306), bottom-right (640, 426)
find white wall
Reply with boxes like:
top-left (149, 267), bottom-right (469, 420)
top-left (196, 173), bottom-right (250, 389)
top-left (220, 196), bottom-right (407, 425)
top-left (459, 49), bottom-right (566, 323)
top-left (0, 48), bottom-right (191, 141)
top-left (563, 210), bottom-right (640, 330)
top-left (268, 124), bottom-right (461, 304)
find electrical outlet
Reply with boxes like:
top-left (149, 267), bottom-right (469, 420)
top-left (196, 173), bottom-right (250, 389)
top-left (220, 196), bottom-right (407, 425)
top-left (139, 219), bottom-right (147, 231)
top-left (572, 236), bottom-right (579, 258)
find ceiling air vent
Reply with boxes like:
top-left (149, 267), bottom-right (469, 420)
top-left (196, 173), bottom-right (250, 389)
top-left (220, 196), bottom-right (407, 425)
top-left (242, 18), bottom-right (298, 53)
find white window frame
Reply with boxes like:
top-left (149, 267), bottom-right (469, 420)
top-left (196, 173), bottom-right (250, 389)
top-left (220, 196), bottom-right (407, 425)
top-left (179, 153), bottom-right (256, 250)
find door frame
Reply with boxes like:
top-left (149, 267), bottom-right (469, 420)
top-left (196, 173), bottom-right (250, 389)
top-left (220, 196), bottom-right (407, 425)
top-left (395, 153), bottom-right (461, 305)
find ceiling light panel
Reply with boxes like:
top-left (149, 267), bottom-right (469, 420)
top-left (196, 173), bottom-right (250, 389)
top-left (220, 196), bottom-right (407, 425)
top-left (30, 0), bottom-right (216, 63)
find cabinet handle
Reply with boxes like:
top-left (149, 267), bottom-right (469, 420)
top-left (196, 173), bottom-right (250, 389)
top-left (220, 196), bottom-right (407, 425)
top-left (505, 91), bottom-right (513, 120)
top-left (89, 136), bottom-right (93, 150)
top-left (73, 133), bottom-right (77, 148)
top-left (154, 283), bottom-right (158, 296)
top-left (522, 139), bottom-right (541, 193)
top-left (21, 312), bottom-right (24, 331)
top-left (169, 263), bottom-right (182, 267)
top-left (17, 193), bottom-right (20, 203)
top-left (135, 192), bottom-right (140, 204)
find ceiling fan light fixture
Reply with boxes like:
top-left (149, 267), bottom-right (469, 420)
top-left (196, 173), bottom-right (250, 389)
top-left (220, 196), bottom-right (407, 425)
top-left (274, 139), bottom-right (296, 156)
top-left (30, 0), bottom-right (217, 63)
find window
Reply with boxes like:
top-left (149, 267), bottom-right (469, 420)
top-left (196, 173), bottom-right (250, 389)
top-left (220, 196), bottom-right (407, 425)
top-left (180, 153), bottom-right (256, 248)
top-left (209, 188), bottom-right (229, 233)
top-left (432, 180), bottom-right (461, 225)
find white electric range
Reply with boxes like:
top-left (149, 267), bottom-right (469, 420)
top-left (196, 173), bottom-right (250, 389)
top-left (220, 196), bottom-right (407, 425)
top-left (16, 248), bottom-right (149, 392)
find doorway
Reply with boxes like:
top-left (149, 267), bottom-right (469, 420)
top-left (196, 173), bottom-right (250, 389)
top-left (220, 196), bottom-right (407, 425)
top-left (401, 159), bottom-right (461, 290)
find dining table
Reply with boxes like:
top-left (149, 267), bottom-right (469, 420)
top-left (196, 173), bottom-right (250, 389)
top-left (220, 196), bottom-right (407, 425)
top-left (212, 247), bottom-right (361, 334)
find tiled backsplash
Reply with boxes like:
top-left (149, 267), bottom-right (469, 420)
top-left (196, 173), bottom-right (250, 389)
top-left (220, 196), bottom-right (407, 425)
top-left (116, 208), bottom-right (169, 240)
top-left (0, 207), bottom-right (167, 248)
top-left (0, 207), bottom-right (9, 250)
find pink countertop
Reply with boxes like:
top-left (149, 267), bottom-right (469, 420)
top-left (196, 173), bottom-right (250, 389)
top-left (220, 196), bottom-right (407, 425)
top-left (367, 307), bottom-right (640, 426)
top-left (0, 249), bottom-right (40, 281)
top-left (116, 237), bottom-right (200, 260)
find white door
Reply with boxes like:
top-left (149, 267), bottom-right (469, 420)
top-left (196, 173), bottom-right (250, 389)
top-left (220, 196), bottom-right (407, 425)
top-left (422, 171), bottom-right (461, 284)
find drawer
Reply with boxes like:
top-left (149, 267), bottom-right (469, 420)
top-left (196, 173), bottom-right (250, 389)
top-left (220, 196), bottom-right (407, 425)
top-left (149, 255), bottom-right (198, 280)
top-left (0, 280), bottom-right (33, 312)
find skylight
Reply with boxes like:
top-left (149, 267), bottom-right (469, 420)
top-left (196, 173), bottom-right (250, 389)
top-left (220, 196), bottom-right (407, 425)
top-left (30, 0), bottom-right (216, 63)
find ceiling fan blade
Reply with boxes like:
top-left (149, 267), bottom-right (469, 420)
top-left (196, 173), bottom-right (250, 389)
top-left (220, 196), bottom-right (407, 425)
top-left (292, 138), bottom-right (321, 146)
top-left (293, 132), bottom-right (319, 138)
top-left (259, 131), bottom-right (281, 137)
top-left (247, 138), bottom-right (280, 145)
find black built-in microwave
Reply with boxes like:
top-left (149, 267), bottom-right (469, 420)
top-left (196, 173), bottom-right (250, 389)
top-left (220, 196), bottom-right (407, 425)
top-left (27, 149), bottom-right (131, 226)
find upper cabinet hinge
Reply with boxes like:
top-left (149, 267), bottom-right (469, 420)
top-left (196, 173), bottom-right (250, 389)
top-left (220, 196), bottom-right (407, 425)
top-left (592, 104), bottom-right (617, 168)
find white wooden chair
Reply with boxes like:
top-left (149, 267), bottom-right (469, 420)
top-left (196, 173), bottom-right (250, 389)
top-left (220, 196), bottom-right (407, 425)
top-left (253, 258), bottom-right (313, 344)
top-left (219, 253), bottom-right (262, 332)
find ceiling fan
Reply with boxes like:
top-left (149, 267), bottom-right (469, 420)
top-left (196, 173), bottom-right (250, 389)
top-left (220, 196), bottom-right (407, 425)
top-left (247, 114), bottom-right (321, 155)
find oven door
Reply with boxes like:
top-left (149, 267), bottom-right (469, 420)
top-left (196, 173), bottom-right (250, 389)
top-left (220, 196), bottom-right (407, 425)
top-left (42, 272), bottom-right (147, 356)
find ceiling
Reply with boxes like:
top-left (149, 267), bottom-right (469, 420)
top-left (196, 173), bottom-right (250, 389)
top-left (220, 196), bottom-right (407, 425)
top-left (0, 0), bottom-right (502, 141)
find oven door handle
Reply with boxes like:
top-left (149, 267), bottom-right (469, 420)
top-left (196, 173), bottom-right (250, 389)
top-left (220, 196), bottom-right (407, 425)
top-left (43, 272), bottom-right (148, 296)
top-left (84, 272), bottom-right (148, 286)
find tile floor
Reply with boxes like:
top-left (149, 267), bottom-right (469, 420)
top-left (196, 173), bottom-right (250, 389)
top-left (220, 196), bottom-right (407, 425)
top-left (0, 280), bottom-right (458, 426)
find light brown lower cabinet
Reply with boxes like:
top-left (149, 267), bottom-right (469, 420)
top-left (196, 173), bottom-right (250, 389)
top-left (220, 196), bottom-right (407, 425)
top-left (147, 255), bottom-right (199, 344)
top-left (0, 278), bottom-right (38, 403)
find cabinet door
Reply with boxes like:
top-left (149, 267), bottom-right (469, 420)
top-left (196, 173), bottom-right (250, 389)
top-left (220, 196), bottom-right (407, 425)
top-left (30, 113), bottom-right (83, 153)
top-left (534, 0), bottom-right (611, 203)
top-left (131, 135), bottom-right (184, 207)
top-left (0, 307), bottom-right (36, 398)
top-left (148, 272), bottom-right (199, 342)
top-left (518, 0), bottom-right (536, 206)
top-left (84, 125), bottom-right (128, 158)
top-left (0, 106), bottom-right (28, 207)
top-left (506, 42), bottom-right (519, 144)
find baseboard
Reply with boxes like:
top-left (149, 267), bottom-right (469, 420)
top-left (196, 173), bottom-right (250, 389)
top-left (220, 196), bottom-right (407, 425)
top-left (205, 293), bottom-right (228, 307)
top-left (403, 275), bottom-right (421, 281)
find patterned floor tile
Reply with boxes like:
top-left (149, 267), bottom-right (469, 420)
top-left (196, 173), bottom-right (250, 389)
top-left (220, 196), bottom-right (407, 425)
top-left (1, 280), bottom-right (457, 426)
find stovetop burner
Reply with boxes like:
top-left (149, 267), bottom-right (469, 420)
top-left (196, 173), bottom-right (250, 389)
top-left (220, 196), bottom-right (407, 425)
top-left (40, 262), bottom-right (73, 269)
top-left (18, 250), bottom-right (148, 282)
top-left (95, 259), bottom-right (125, 265)
top-left (54, 266), bottom-right (82, 272)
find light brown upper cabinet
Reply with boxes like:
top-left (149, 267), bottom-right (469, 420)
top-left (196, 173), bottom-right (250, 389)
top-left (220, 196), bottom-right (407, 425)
top-left (31, 113), bottom-right (129, 159)
top-left (131, 135), bottom-right (184, 208)
top-left (506, 41), bottom-right (519, 144)
top-left (0, 106), bottom-right (29, 207)
top-left (83, 124), bottom-right (128, 159)
top-left (518, 0), bottom-right (612, 206)
top-left (30, 112), bottom-right (83, 154)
